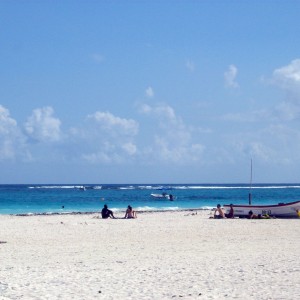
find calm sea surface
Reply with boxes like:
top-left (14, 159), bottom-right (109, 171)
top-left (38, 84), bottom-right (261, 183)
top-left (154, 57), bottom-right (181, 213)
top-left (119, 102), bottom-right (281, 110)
top-left (1, 184), bottom-right (300, 215)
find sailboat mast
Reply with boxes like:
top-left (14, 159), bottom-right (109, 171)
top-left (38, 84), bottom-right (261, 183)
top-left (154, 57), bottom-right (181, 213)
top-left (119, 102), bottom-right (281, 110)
top-left (248, 159), bottom-right (252, 205)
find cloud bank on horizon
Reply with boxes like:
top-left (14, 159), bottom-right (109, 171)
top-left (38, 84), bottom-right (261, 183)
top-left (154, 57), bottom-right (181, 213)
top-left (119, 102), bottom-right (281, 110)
top-left (1, 59), bottom-right (300, 178)
top-left (1, 1), bottom-right (300, 183)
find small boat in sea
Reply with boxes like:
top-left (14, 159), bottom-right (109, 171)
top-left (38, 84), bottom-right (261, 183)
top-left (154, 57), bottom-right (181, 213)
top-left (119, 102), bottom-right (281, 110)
top-left (224, 200), bottom-right (300, 218)
top-left (150, 193), bottom-right (174, 200)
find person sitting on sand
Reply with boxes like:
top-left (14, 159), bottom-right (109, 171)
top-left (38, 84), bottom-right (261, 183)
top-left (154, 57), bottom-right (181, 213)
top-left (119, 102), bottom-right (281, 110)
top-left (214, 204), bottom-right (225, 219)
top-left (225, 204), bottom-right (234, 218)
top-left (124, 205), bottom-right (137, 219)
top-left (101, 204), bottom-right (115, 219)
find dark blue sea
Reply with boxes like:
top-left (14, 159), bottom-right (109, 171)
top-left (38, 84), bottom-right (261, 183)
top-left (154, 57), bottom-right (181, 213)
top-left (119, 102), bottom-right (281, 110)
top-left (1, 184), bottom-right (300, 215)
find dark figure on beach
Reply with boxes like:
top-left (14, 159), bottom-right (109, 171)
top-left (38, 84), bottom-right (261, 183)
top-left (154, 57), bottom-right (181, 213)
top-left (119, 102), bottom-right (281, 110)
top-left (248, 210), bottom-right (257, 219)
top-left (101, 204), bottom-right (115, 219)
top-left (214, 204), bottom-right (225, 219)
top-left (124, 205), bottom-right (137, 219)
top-left (225, 204), bottom-right (234, 218)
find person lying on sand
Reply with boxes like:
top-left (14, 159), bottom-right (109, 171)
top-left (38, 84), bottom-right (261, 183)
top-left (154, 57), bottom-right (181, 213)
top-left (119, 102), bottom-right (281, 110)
top-left (248, 210), bottom-right (258, 219)
top-left (214, 204), bottom-right (225, 219)
top-left (257, 214), bottom-right (271, 219)
top-left (124, 205), bottom-right (137, 219)
top-left (248, 211), bottom-right (274, 219)
top-left (101, 204), bottom-right (116, 219)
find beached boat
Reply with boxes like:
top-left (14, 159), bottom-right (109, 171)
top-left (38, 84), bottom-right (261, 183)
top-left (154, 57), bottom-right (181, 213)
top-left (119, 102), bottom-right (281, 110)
top-left (224, 200), bottom-right (300, 218)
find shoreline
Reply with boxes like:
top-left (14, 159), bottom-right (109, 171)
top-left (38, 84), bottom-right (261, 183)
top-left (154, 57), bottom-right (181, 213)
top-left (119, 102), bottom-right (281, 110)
top-left (6, 207), bottom-right (299, 218)
top-left (5, 207), bottom-right (212, 217)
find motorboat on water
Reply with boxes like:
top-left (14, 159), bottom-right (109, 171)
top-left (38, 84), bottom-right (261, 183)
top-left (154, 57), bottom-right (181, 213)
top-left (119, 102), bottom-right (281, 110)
top-left (224, 200), bottom-right (300, 218)
top-left (150, 193), bottom-right (174, 201)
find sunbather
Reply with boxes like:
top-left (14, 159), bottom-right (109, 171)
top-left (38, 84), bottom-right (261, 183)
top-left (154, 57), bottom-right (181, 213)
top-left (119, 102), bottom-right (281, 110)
top-left (214, 204), bottom-right (225, 218)
top-left (124, 205), bottom-right (137, 219)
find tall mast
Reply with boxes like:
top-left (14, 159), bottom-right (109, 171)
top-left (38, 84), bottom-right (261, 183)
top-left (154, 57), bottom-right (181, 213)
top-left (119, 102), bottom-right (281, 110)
top-left (248, 158), bottom-right (252, 205)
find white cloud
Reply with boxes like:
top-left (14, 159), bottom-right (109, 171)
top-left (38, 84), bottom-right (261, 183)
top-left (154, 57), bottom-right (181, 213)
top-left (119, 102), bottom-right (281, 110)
top-left (24, 107), bottom-right (62, 142)
top-left (237, 141), bottom-right (275, 162)
top-left (274, 101), bottom-right (300, 121)
top-left (122, 142), bottom-right (137, 155)
top-left (0, 105), bottom-right (18, 160)
top-left (81, 139), bottom-right (136, 164)
top-left (145, 86), bottom-right (154, 98)
top-left (224, 64), bottom-right (239, 88)
top-left (271, 59), bottom-right (300, 121)
top-left (273, 59), bottom-right (300, 89)
top-left (77, 111), bottom-right (140, 164)
top-left (153, 135), bottom-right (204, 163)
top-left (0, 105), bottom-right (17, 134)
top-left (140, 103), bottom-right (176, 121)
top-left (0, 105), bottom-right (29, 161)
top-left (220, 120), bottom-right (300, 166)
top-left (139, 103), bottom-right (205, 163)
top-left (88, 111), bottom-right (139, 136)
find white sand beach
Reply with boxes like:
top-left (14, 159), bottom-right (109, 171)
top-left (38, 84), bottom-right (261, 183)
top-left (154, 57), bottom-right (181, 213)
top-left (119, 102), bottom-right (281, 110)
top-left (0, 210), bottom-right (299, 300)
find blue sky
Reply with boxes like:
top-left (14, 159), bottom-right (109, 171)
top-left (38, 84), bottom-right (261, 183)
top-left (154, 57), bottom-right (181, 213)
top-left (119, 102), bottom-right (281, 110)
top-left (1, 1), bottom-right (300, 183)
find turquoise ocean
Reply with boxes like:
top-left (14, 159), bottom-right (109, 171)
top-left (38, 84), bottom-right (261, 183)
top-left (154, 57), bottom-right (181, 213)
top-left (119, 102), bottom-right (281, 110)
top-left (1, 183), bottom-right (300, 215)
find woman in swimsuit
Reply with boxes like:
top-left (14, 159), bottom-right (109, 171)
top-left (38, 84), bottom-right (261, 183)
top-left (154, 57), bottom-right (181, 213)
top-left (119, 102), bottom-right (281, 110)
top-left (124, 205), bottom-right (137, 219)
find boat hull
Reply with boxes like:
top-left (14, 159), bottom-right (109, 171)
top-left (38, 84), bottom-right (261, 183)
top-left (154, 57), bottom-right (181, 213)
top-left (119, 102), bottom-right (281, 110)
top-left (224, 200), bottom-right (300, 218)
top-left (150, 193), bottom-right (170, 200)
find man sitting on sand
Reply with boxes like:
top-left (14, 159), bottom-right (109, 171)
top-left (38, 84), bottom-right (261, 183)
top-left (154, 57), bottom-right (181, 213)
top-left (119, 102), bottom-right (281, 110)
top-left (101, 204), bottom-right (115, 219)
top-left (124, 205), bottom-right (137, 219)
top-left (214, 204), bottom-right (225, 219)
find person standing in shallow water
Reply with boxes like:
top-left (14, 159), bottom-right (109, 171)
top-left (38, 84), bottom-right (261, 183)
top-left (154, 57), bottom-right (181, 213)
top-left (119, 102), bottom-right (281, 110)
top-left (101, 204), bottom-right (115, 219)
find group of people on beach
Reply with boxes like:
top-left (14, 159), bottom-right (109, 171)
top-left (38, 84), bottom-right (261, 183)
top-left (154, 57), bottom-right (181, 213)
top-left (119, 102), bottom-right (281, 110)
top-left (213, 204), bottom-right (234, 219)
top-left (213, 204), bottom-right (272, 219)
top-left (101, 204), bottom-right (137, 219)
top-left (101, 202), bottom-right (275, 220)
top-left (247, 210), bottom-right (271, 219)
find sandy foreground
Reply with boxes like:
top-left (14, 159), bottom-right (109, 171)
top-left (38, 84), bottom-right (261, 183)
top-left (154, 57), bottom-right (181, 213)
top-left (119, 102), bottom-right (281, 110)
top-left (0, 210), bottom-right (299, 300)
